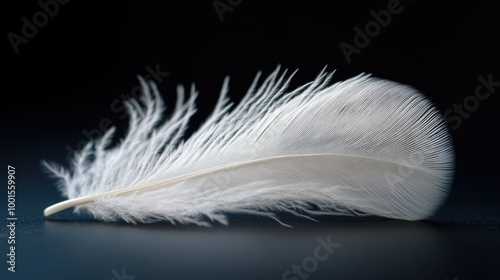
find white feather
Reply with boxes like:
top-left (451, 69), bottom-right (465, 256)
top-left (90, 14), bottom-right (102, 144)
top-left (42, 67), bottom-right (454, 226)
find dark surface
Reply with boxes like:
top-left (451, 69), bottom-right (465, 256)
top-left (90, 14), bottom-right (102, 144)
top-left (2, 1), bottom-right (499, 279)
top-left (1, 214), bottom-right (500, 279)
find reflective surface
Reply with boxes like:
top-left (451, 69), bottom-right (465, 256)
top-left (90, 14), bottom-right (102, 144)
top-left (2, 213), bottom-right (498, 279)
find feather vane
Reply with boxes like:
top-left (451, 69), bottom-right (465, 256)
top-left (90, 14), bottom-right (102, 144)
top-left (43, 67), bottom-right (454, 225)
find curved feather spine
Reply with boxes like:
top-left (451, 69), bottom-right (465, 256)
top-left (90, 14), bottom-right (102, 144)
top-left (43, 67), bottom-right (454, 225)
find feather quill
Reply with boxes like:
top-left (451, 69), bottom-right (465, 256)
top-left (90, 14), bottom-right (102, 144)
top-left (42, 67), bottom-right (454, 225)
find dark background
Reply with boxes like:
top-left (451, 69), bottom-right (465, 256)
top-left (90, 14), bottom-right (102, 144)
top-left (1, 1), bottom-right (499, 279)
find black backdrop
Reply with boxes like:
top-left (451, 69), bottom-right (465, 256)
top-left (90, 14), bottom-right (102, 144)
top-left (2, 1), bottom-right (499, 279)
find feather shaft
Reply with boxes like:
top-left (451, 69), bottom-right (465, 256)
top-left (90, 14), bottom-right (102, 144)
top-left (42, 67), bottom-right (454, 225)
top-left (44, 152), bottom-right (431, 216)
